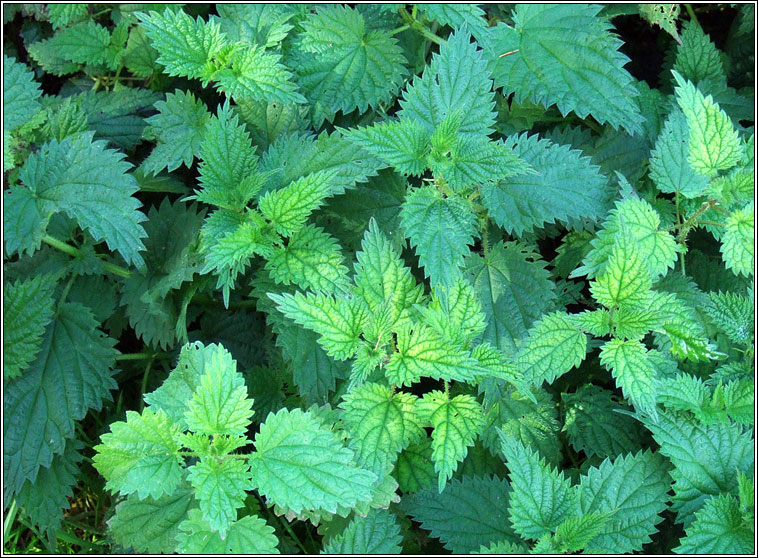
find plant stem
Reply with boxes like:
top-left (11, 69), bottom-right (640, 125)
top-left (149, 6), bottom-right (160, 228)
top-left (116, 352), bottom-right (154, 361)
top-left (685, 4), bottom-right (699, 26)
top-left (42, 234), bottom-right (133, 278)
top-left (398, 7), bottom-right (443, 45)
top-left (3, 499), bottom-right (18, 542)
top-left (390, 24), bottom-right (410, 36)
top-left (277, 515), bottom-right (309, 554)
top-left (139, 359), bottom-right (153, 412)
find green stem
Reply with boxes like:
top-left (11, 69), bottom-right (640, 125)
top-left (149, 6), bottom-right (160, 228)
top-left (685, 4), bottom-right (699, 26)
top-left (42, 234), bottom-right (133, 278)
top-left (398, 7), bottom-right (443, 45)
top-left (139, 359), bottom-right (154, 412)
top-left (390, 24), bottom-right (410, 36)
top-left (3, 499), bottom-right (18, 542)
top-left (580, 117), bottom-right (603, 134)
top-left (277, 515), bottom-right (308, 554)
top-left (116, 352), bottom-right (154, 361)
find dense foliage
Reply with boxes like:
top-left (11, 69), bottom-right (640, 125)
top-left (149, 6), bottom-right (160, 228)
top-left (3, 3), bottom-right (755, 554)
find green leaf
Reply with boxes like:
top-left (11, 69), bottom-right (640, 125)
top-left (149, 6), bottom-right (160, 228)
top-left (3, 274), bottom-right (58, 380)
top-left (211, 44), bottom-right (304, 105)
top-left (673, 20), bottom-right (726, 84)
top-left (258, 170), bottom-right (336, 236)
top-left (142, 90), bottom-right (212, 175)
top-left (434, 136), bottom-right (528, 191)
top-left (639, 4), bottom-right (681, 43)
top-left (269, 291), bottom-right (368, 360)
top-left (29, 21), bottom-right (111, 68)
top-left (176, 509), bottom-right (279, 554)
top-left (187, 458), bottom-right (252, 537)
top-left (4, 303), bottom-right (117, 501)
top-left (499, 434), bottom-right (576, 540)
top-left (192, 102), bottom-right (261, 211)
top-left (339, 383), bottom-right (425, 475)
top-left (137, 8), bottom-right (224, 80)
top-left (400, 31), bottom-right (496, 139)
top-left (353, 219), bottom-right (425, 327)
top-left (481, 133), bottom-right (612, 235)
top-left (3, 56), bottom-right (42, 132)
top-left (10, 132), bottom-right (147, 267)
top-left (417, 391), bottom-right (485, 492)
top-left (649, 108), bottom-right (710, 198)
top-left (485, 4), bottom-right (643, 134)
top-left (674, 493), bottom-right (754, 554)
top-left (395, 438), bottom-right (436, 493)
top-left (562, 385), bottom-right (643, 459)
top-left (703, 290), bottom-right (754, 345)
top-left (400, 186), bottom-right (478, 288)
top-left (401, 476), bottom-right (519, 553)
top-left (291, 5), bottom-right (407, 123)
top-left (93, 408), bottom-right (184, 500)
top-left (419, 278), bottom-right (487, 346)
top-left (250, 408), bottom-right (377, 515)
top-left (15, 440), bottom-right (83, 539)
top-left (346, 119), bottom-right (431, 177)
top-left (386, 326), bottom-right (485, 387)
top-left (216, 4), bottom-right (296, 48)
top-left (579, 450), bottom-right (672, 553)
top-left (516, 311), bottom-right (588, 387)
top-left (266, 225), bottom-right (350, 294)
top-left (418, 4), bottom-right (488, 38)
top-left (590, 232), bottom-right (653, 311)
top-left (465, 241), bottom-right (556, 355)
top-left (108, 484), bottom-right (197, 554)
top-left (644, 410), bottom-right (754, 525)
top-left (599, 338), bottom-right (659, 420)
top-left (576, 196), bottom-right (678, 280)
top-left (721, 202), bottom-right (754, 277)
top-left (673, 71), bottom-right (743, 177)
top-left (321, 509), bottom-right (402, 554)
top-left (47, 4), bottom-right (89, 29)
top-left (184, 344), bottom-right (254, 437)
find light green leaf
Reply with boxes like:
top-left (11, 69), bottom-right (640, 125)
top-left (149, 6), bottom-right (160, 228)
top-left (674, 493), bottom-right (754, 554)
top-left (176, 509), bottom-right (279, 554)
top-left (720, 202), bottom-right (754, 277)
top-left (269, 291), bottom-right (368, 360)
top-left (346, 119), bottom-right (431, 177)
top-left (340, 383), bottom-right (425, 475)
top-left (673, 71), bottom-right (743, 177)
top-left (250, 408), bottom-right (377, 515)
top-left (418, 391), bottom-right (485, 492)
top-left (258, 170), bottom-right (336, 236)
top-left (400, 185), bottom-right (478, 288)
top-left (187, 458), bottom-right (252, 537)
top-left (673, 20), bottom-right (725, 84)
top-left (599, 338), bottom-right (658, 421)
top-left (93, 408), bottom-right (184, 500)
top-left (184, 344), bottom-right (253, 437)
top-left (3, 56), bottom-right (42, 132)
top-left (590, 232), bottom-right (653, 311)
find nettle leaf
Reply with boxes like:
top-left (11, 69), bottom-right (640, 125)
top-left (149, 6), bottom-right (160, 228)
top-left (266, 224), bottom-right (350, 293)
top-left (516, 311), bottom-right (588, 387)
top-left (339, 383), bottom-right (425, 475)
top-left (291, 5), bottom-right (407, 123)
top-left (465, 241), bottom-right (556, 355)
top-left (6, 132), bottom-right (147, 266)
top-left (142, 90), bottom-right (212, 175)
top-left (269, 291), bottom-right (368, 360)
top-left (500, 434), bottom-right (576, 541)
top-left (321, 508), bottom-right (403, 555)
top-left (386, 326), bottom-right (485, 387)
top-left (703, 290), bottom-right (754, 345)
top-left (399, 30), bottom-right (497, 139)
top-left (258, 170), bottom-right (336, 237)
top-left (721, 202), bottom-right (754, 277)
top-left (108, 484), bottom-right (197, 554)
top-left (137, 8), bottom-right (224, 80)
top-left (215, 4), bottom-right (296, 49)
top-left (402, 476), bottom-right (518, 553)
top-left (673, 20), bottom-right (726, 88)
top-left (599, 338), bottom-right (658, 421)
top-left (3, 274), bottom-right (58, 380)
top-left (176, 509), bottom-right (279, 554)
top-left (28, 20), bottom-right (111, 69)
top-left (186, 457), bottom-right (252, 537)
top-left (417, 391), bottom-right (485, 492)
top-left (674, 493), bottom-right (754, 554)
top-left (93, 408), bottom-right (184, 500)
top-left (418, 4), bottom-right (489, 38)
top-left (3, 56), bottom-right (42, 132)
top-left (184, 344), bottom-right (254, 437)
top-left (400, 185), bottom-right (478, 288)
top-left (353, 219), bottom-right (425, 327)
top-left (346, 119), bottom-right (431, 177)
top-left (485, 4), bottom-right (644, 134)
top-left (4, 303), bottom-right (117, 501)
top-left (419, 278), bottom-right (487, 346)
top-left (249, 408), bottom-right (377, 515)
top-left (481, 133), bottom-right (612, 235)
top-left (579, 450), bottom-right (672, 553)
top-left (644, 410), bottom-right (754, 525)
top-left (673, 71), bottom-right (743, 177)
top-left (590, 231), bottom-right (653, 311)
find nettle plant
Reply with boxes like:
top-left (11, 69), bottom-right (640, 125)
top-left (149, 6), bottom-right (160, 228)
top-left (2, 3), bottom-right (755, 555)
